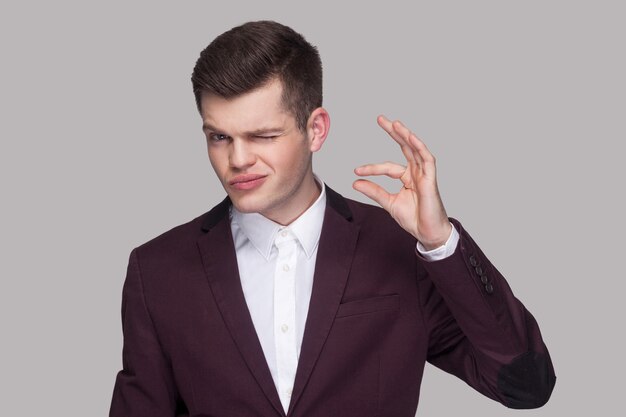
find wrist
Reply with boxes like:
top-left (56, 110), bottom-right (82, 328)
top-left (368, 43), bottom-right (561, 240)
top-left (418, 222), bottom-right (453, 250)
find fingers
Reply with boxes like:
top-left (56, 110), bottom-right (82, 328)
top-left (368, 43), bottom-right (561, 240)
top-left (354, 161), bottom-right (405, 179)
top-left (390, 118), bottom-right (435, 163)
top-left (378, 114), bottom-right (437, 177)
top-left (352, 179), bottom-right (391, 211)
top-left (377, 115), bottom-right (419, 166)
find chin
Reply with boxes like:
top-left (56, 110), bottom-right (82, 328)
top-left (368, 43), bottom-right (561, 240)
top-left (229, 195), bottom-right (267, 214)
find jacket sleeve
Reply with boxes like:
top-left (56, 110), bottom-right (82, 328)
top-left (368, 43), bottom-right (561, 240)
top-left (109, 249), bottom-right (187, 417)
top-left (417, 218), bottom-right (556, 409)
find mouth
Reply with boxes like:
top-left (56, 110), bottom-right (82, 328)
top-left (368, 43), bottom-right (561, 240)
top-left (229, 174), bottom-right (267, 190)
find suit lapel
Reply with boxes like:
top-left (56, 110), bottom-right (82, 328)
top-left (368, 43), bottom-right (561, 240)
top-left (288, 187), bottom-right (360, 415)
top-left (197, 198), bottom-right (285, 417)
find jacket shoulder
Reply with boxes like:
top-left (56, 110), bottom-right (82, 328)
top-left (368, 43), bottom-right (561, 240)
top-left (132, 209), bottom-right (213, 262)
top-left (344, 197), bottom-right (410, 234)
top-left (337, 195), bottom-right (418, 250)
top-left (134, 195), bottom-right (230, 257)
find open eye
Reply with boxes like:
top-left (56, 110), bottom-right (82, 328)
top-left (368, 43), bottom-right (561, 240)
top-left (209, 133), bottom-right (230, 142)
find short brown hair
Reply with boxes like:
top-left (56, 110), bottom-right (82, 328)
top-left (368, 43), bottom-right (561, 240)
top-left (191, 20), bottom-right (323, 132)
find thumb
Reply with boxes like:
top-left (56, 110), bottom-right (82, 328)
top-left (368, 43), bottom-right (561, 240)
top-left (352, 179), bottom-right (391, 212)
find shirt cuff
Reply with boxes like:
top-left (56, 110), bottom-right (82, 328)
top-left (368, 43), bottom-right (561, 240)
top-left (415, 223), bottom-right (459, 261)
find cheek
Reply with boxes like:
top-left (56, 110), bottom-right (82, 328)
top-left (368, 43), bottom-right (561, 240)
top-left (269, 142), bottom-right (310, 171)
top-left (207, 149), bottom-right (227, 177)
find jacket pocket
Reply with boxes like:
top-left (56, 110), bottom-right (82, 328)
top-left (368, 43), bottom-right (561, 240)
top-left (336, 294), bottom-right (399, 318)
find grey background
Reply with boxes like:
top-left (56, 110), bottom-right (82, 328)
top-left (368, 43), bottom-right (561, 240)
top-left (1, 0), bottom-right (624, 415)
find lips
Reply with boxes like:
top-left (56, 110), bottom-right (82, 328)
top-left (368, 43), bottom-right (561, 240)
top-left (229, 174), bottom-right (267, 190)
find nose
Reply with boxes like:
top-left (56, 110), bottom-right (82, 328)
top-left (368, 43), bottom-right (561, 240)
top-left (229, 138), bottom-right (255, 169)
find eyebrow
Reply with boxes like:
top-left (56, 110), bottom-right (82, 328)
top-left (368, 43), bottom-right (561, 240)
top-left (201, 122), bottom-right (220, 133)
top-left (202, 122), bottom-right (285, 136)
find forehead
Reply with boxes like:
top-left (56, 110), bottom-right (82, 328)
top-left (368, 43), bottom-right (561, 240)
top-left (200, 78), bottom-right (292, 132)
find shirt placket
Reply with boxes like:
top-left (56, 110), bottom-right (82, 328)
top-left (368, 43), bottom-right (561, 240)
top-left (273, 228), bottom-right (299, 412)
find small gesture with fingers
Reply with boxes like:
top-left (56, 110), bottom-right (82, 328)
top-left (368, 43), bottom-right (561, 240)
top-left (353, 115), bottom-right (452, 250)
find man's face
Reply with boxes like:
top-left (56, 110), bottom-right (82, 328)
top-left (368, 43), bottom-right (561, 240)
top-left (200, 78), bottom-right (318, 224)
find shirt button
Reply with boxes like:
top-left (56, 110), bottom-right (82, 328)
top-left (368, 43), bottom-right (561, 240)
top-left (283, 264), bottom-right (290, 272)
top-left (281, 324), bottom-right (289, 333)
top-left (286, 388), bottom-right (292, 397)
top-left (281, 230), bottom-right (289, 237)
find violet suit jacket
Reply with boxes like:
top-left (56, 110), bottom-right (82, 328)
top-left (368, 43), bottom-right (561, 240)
top-left (110, 186), bottom-right (556, 417)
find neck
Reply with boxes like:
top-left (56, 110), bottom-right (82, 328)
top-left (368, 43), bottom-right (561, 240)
top-left (265, 174), bottom-right (321, 226)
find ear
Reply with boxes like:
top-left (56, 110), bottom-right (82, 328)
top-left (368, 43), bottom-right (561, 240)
top-left (306, 107), bottom-right (330, 153)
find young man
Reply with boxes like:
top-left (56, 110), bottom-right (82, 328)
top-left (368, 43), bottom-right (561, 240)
top-left (110, 21), bottom-right (556, 417)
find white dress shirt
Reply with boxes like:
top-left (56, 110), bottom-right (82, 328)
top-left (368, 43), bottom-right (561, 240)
top-left (230, 181), bottom-right (326, 412)
top-left (230, 178), bottom-right (459, 413)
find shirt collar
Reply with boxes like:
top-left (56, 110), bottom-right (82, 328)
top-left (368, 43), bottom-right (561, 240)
top-left (231, 176), bottom-right (327, 260)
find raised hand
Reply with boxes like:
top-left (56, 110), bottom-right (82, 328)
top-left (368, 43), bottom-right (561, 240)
top-left (353, 115), bottom-right (452, 250)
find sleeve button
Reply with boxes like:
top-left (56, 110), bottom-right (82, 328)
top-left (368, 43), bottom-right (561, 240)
top-left (485, 283), bottom-right (494, 294)
top-left (469, 255), bottom-right (478, 267)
